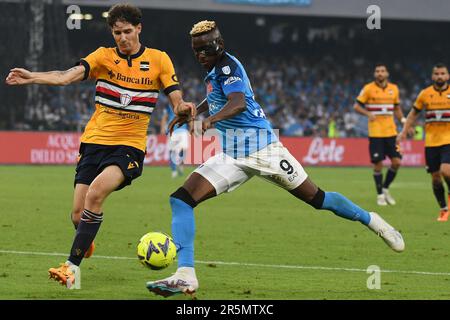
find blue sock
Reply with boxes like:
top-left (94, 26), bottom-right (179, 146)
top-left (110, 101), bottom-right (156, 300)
top-left (321, 192), bottom-right (371, 225)
top-left (170, 197), bottom-right (195, 267)
top-left (169, 152), bottom-right (177, 172)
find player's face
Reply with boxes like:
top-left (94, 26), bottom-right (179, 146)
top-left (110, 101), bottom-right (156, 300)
top-left (111, 21), bottom-right (141, 55)
top-left (374, 66), bottom-right (388, 82)
top-left (432, 67), bottom-right (449, 87)
top-left (192, 33), bottom-right (223, 70)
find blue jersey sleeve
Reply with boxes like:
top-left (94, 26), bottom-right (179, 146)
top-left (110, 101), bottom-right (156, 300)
top-left (220, 68), bottom-right (246, 96)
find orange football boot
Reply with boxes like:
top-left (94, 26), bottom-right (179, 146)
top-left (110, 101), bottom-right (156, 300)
top-left (437, 209), bottom-right (449, 222)
top-left (48, 263), bottom-right (80, 289)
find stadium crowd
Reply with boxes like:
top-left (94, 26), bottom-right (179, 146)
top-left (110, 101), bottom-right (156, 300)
top-left (9, 54), bottom-right (429, 137)
top-left (3, 5), bottom-right (441, 137)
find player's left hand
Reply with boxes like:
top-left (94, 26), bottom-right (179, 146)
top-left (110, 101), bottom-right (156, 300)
top-left (396, 130), bottom-right (407, 144)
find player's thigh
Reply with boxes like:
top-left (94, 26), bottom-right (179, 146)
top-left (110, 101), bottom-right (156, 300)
top-left (425, 146), bottom-right (441, 174)
top-left (99, 145), bottom-right (145, 191)
top-left (251, 142), bottom-right (308, 191)
top-left (192, 153), bottom-right (252, 197)
top-left (369, 137), bottom-right (385, 164)
top-left (183, 172), bottom-right (218, 204)
top-left (385, 136), bottom-right (402, 163)
top-left (88, 165), bottom-right (126, 200)
top-left (439, 145), bottom-right (450, 178)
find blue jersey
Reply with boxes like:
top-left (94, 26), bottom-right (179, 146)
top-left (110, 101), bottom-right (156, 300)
top-left (164, 105), bottom-right (188, 134)
top-left (205, 52), bottom-right (278, 158)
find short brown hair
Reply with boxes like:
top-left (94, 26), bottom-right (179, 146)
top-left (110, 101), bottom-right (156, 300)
top-left (107, 3), bottom-right (142, 27)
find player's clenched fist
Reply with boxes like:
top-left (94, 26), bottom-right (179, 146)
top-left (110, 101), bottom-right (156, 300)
top-left (175, 101), bottom-right (197, 119)
top-left (5, 68), bottom-right (33, 85)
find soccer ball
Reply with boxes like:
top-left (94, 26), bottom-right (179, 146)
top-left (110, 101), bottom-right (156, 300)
top-left (137, 232), bottom-right (177, 270)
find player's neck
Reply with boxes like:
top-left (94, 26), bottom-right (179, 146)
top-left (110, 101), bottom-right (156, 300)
top-left (118, 43), bottom-right (142, 56)
top-left (433, 83), bottom-right (448, 92)
top-left (375, 80), bottom-right (388, 89)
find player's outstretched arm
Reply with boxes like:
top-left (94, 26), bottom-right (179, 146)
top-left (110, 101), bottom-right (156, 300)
top-left (5, 65), bottom-right (85, 86)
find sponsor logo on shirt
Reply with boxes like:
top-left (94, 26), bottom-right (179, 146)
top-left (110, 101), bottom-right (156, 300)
top-left (224, 76), bottom-right (242, 86)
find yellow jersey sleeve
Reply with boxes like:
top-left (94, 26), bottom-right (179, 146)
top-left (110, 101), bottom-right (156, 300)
top-left (414, 90), bottom-right (426, 111)
top-left (79, 47), bottom-right (106, 80)
top-left (159, 51), bottom-right (180, 95)
top-left (356, 85), bottom-right (370, 105)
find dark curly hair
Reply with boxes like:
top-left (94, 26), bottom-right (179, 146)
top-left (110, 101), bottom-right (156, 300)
top-left (107, 3), bottom-right (142, 27)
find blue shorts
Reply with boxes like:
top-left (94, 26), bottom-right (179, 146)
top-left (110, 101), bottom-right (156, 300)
top-left (425, 144), bottom-right (450, 173)
top-left (75, 143), bottom-right (145, 191)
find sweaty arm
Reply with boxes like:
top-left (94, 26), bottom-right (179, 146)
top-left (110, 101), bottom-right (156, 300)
top-left (207, 92), bottom-right (246, 124)
top-left (5, 65), bottom-right (85, 86)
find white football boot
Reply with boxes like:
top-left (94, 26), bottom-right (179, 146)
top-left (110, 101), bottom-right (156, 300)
top-left (377, 194), bottom-right (388, 206)
top-left (382, 188), bottom-right (396, 205)
top-left (146, 267), bottom-right (199, 298)
top-left (368, 212), bottom-right (405, 252)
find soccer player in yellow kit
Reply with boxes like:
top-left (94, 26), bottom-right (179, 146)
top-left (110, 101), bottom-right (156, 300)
top-left (398, 63), bottom-right (450, 222)
top-left (5, 3), bottom-right (195, 288)
top-left (354, 64), bottom-right (406, 206)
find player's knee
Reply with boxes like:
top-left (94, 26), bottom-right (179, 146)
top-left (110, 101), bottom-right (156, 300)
top-left (170, 187), bottom-right (198, 208)
top-left (306, 188), bottom-right (325, 210)
top-left (85, 187), bottom-right (106, 207)
top-left (391, 160), bottom-right (401, 170)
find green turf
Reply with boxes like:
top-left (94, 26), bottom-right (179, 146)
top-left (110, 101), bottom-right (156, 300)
top-left (1, 165), bottom-right (450, 300)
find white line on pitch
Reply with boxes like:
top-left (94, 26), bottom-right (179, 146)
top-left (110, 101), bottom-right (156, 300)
top-left (1, 249), bottom-right (450, 277)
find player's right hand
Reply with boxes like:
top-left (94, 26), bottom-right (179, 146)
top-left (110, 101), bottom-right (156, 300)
top-left (368, 113), bottom-right (376, 121)
top-left (5, 68), bottom-right (33, 85)
top-left (396, 130), bottom-right (407, 144)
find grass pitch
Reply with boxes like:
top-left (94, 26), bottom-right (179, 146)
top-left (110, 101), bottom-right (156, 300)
top-left (1, 165), bottom-right (450, 300)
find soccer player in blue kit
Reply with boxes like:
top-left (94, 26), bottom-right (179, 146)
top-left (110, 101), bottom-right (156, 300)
top-left (146, 20), bottom-right (405, 297)
top-left (160, 104), bottom-right (190, 178)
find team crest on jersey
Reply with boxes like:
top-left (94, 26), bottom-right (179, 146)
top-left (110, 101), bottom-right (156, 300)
top-left (140, 61), bottom-right (150, 71)
top-left (389, 89), bottom-right (394, 95)
top-left (206, 81), bottom-right (213, 94)
top-left (447, 94), bottom-right (450, 99)
top-left (120, 93), bottom-right (132, 106)
top-left (222, 65), bottom-right (231, 75)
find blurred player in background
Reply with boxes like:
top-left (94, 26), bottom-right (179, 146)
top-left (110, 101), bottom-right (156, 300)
top-left (146, 20), bottom-right (405, 298)
top-left (354, 64), bottom-right (406, 206)
top-left (5, 3), bottom-right (195, 289)
top-left (398, 63), bottom-right (450, 222)
top-left (160, 104), bottom-right (190, 178)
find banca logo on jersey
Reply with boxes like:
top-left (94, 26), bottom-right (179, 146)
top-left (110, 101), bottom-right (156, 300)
top-left (222, 65), bottom-right (231, 75)
top-left (224, 76), bottom-right (242, 86)
top-left (120, 93), bottom-right (132, 106)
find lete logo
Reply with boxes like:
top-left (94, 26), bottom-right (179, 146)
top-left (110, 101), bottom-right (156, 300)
top-left (302, 138), bottom-right (344, 164)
